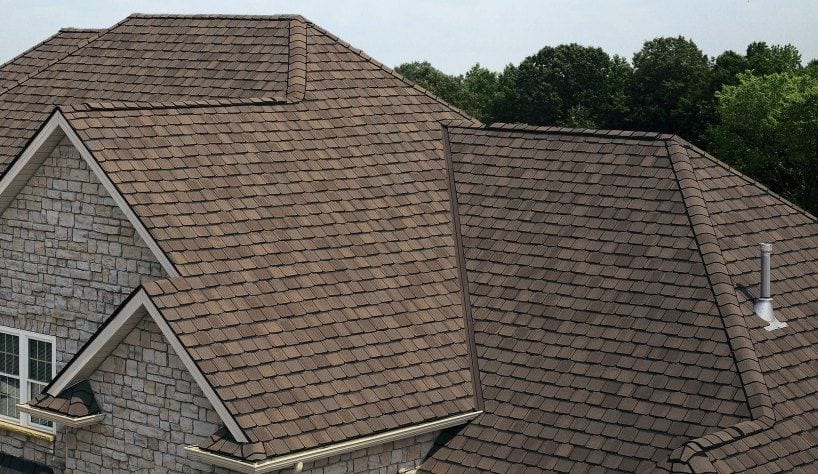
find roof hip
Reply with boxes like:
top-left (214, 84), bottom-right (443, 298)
top-left (665, 137), bottom-right (777, 471)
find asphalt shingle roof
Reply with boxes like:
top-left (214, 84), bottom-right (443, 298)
top-left (3, 14), bottom-right (817, 471)
top-left (4, 14), bottom-right (479, 461)
top-left (422, 124), bottom-right (757, 473)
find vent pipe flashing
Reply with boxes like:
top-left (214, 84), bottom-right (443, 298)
top-left (754, 243), bottom-right (787, 331)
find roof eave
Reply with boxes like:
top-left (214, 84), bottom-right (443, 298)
top-left (186, 411), bottom-right (483, 473)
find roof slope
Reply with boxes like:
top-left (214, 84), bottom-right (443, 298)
top-left (0, 14), bottom-right (298, 170)
top-left (0, 28), bottom-right (102, 94)
top-left (424, 124), bottom-right (756, 473)
top-left (2, 15), bottom-right (479, 461)
top-left (669, 147), bottom-right (818, 472)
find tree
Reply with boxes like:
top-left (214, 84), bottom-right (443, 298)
top-left (460, 64), bottom-right (499, 122)
top-left (631, 36), bottom-right (711, 141)
top-left (712, 50), bottom-right (749, 90)
top-left (395, 61), bottom-right (463, 106)
top-left (745, 42), bottom-right (802, 75)
top-left (501, 44), bottom-right (633, 129)
top-left (709, 72), bottom-right (818, 214)
top-left (487, 64), bottom-right (521, 124)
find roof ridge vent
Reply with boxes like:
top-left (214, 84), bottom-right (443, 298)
top-left (754, 243), bottom-right (787, 331)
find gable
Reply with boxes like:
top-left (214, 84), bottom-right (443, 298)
top-left (0, 112), bottom-right (178, 278)
top-left (75, 313), bottom-right (221, 472)
top-left (0, 134), bottom-right (168, 363)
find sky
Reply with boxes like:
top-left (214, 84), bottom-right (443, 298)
top-left (1, 0), bottom-right (817, 74)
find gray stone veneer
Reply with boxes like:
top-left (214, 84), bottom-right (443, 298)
top-left (0, 138), bottom-right (166, 469)
top-left (0, 138), bottom-right (441, 473)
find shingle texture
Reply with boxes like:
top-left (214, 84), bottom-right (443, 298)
top-left (2, 13), bottom-right (818, 472)
top-left (423, 125), bottom-right (755, 473)
top-left (0, 14), bottom-right (478, 462)
top-left (31, 381), bottom-right (99, 418)
top-left (667, 145), bottom-right (818, 473)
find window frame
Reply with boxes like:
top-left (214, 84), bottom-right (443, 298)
top-left (0, 326), bottom-right (56, 433)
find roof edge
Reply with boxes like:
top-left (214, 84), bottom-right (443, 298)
top-left (666, 137), bottom-right (773, 421)
top-left (127, 12), bottom-right (309, 21)
top-left (17, 403), bottom-right (105, 428)
top-left (186, 411), bottom-right (482, 473)
top-left (44, 286), bottom-right (250, 443)
top-left (683, 138), bottom-right (818, 224)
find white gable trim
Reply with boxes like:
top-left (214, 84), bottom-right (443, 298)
top-left (0, 110), bottom-right (180, 278)
top-left (185, 410), bottom-right (483, 473)
top-left (46, 288), bottom-right (249, 443)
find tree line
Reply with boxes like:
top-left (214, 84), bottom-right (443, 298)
top-left (396, 38), bottom-right (818, 215)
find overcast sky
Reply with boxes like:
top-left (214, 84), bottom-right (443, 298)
top-left (1, 0), bottom-right (816, 74)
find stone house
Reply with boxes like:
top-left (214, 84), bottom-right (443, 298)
top-left (0, 13), bottom-right (816, 474)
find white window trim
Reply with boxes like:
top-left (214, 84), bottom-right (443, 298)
top-left (0, 325), bottom-right (56, 433)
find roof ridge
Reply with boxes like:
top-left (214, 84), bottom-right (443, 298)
top-left (285, 17), bottom-right (308, 103)
top-left (304, 20), bottom-right (479, 125)
top-left (69, 96), bottom-right (286, 113)
top-left (458, 122), bottom-right (673, 140)
top-left (665, 138), bottom-right (774, 422)
top-left (58, 27), bottom-right (107, 33)
top-left (0, 28), bottom-right (105, 97)
top-left (127, 12), bottom-right (308, 21)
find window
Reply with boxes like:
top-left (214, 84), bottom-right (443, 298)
top-left (0, 327), bottom-right (55, 431)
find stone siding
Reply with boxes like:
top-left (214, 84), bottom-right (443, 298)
top-left (66, 315), bottom-right (439, 474)
top-left (65, 315), bottom-right (221, 473)
top-left (0, 138), bottom-right (441, 473)
top-left (0, 138), bottom-right (167, 468)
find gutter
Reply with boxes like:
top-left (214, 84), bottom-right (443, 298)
top-left (185, 411), bottom-right (482, 474)
top-left (17, 403), bottom-right (105, 428)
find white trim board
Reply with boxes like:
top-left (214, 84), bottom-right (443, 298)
top-left (0, 110), bottom-right (179, 278)
top-left (17, 404), bottom-right (105, 428)
top-left (185, 411), bottom-right (483, 473)
top-left (45, 288), bottom-right (249, 443)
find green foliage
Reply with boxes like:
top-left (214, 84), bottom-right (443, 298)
top-left (745, 42), bottom-right (802, 75)
top-left (631, 36), bottom-right (712, 140)
top-left (460, 64), bottom-right (499, 122)
top-left (394, 61), bottom-right (463, 107)
top-left (503, 44), bottom-right (633, 129)
top-left (709, 73), bottom-right (818, 214)
top-left (395, 39), bottom-right (817, 213)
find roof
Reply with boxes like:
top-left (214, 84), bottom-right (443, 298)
top-left (667, 145), bottom-right (818, 472)
top-left (422, 123), bottom-right (818, 473)
top-left (2, 14), bottom-right (818, 472)
top-left (1, 13), bottom-right (479, 463)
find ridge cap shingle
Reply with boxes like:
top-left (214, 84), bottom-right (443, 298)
top-left (127, 12), bottom-right (309, 21)
top-left (285, 17), bottom-right (308, 103)
top-left (666, 138), bottom-right (774, 423)
top-left (69, 96), bottom-right (287, 113)
top-left (453, 121), bottom-right (674, 141)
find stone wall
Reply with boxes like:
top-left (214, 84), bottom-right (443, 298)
top-left (0, 138), bottom-right (167, 468)
top-left (65, 314), bottom-right (438, 474)
top-left (65, 315), bottom-right (221, 473)
top-left (0, 138), bottom-right (442, 473)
